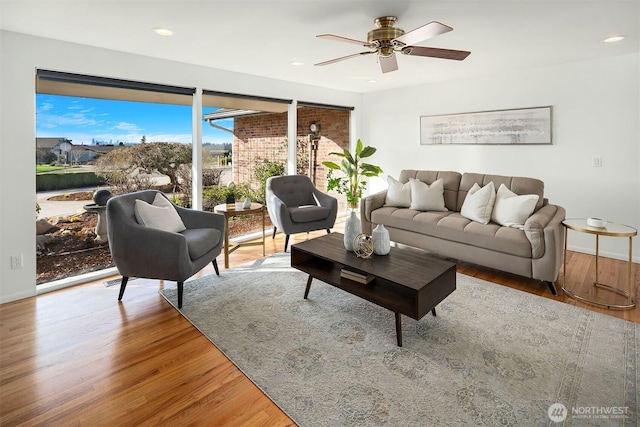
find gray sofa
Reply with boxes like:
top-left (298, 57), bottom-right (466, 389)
top-left (361, 170), bottom-right (565, 295)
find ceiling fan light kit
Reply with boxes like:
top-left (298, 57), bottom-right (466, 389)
top-left (316, 16), bottom-right (470, 74)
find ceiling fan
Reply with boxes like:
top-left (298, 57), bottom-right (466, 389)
top-left (315, 16), bottom-right (470, 73)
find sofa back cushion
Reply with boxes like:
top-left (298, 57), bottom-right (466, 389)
top-left (457, 173), bottom-right (544, 212)
top-left (399, 170), bottom-right (461, 211)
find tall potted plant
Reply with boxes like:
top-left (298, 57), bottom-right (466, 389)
top-left (322, 139), bottom-right (383, 251)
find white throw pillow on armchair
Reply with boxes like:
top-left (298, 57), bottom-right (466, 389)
top-left (134, 193), bottom-right (186, 233)
top-left (384, 176), bottom-right (411, 207)
top-left (409, 178), bottom-right (447, 211)
top-left (460, 182), bottom-right (496, 224)
top-left (491, 184), bottom-right (539, 228)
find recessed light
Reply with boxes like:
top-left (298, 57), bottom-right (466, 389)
top-left (603, 35), bottom-right (625, 43)
top-left (289, 61), bottom-right (304, 66)
top-left (152, 28), bottom-right (174, 36)
top-left (368, 80), bottom-right (377, 84)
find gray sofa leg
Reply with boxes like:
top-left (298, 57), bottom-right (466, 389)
top-left (272, 227), bottom-right (277, 239)
top-left (177, 282), bottom-right (184, 308)
top-left (117, 277), bottom-right (129, 301)
top-left (212, 259), bottom-right (220, 276)
top-left (284, 235), bottom-right (290, 253)
top-left (545, 281), bottom-right (558, 296)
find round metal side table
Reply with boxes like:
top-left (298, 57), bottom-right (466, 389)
top-left (562, 219), bottom-right (637, 309)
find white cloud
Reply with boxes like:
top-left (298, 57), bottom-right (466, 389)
top-left (113, 121), bottom-right (141, 132)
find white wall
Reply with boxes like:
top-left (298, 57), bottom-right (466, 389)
top-left (0, 31), bottom-right (363, 303)
top-left (361, 53), bottom-right (640, 262)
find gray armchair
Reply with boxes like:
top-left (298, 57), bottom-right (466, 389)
top-left (266, 175), bottom-right (338, 252)
top-left (106, 190), bottom-right (225, 308)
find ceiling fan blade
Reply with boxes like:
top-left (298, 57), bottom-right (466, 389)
top-left (379, 53), bottom-right (398, 73)
top-left (401, 46), bottom-right (471, 61)
top-left (315, 51), bottom-right (376, 67)
top-left (317, 34), bottom-right (375, 48)
top-left (393, 21), bottom-right (452, 47)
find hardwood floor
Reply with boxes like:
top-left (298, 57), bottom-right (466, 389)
top-left (1, 219), bottom-right (638, 425)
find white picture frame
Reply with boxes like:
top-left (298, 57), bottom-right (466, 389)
top-left (420, 106), bottom-right (552, 145)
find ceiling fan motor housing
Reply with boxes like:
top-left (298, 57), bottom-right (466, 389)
top-left (368, 16), bottom-right (404, 57)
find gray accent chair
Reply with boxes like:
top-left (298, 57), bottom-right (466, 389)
top-left (106, 190), bottom-right (225, 308)
top-left (266, 175), bottom-right (338, 252)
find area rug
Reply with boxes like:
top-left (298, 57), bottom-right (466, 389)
top-left (160, 253), bottom-right (638, 426)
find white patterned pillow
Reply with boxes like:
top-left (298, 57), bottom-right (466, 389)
top-left (384, 176), bottom-right (411, 208)
top-left (135, 193), bottom-right (186, 233)
top-left (409, 178), bottom-right (447, 211)
top-left (491, 184), bottom-right (539, 228)
top-left (460, 182), bottom-right (496, 224)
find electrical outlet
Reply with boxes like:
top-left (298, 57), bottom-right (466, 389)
top-left (10, 255), bottom-right (23, 269)
top-left (592, 157), bottom-right (603, 167)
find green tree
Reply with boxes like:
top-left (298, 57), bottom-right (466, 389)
top-left (95, 142), bottom-right (192, 192)
top-left (253, 158), bottom-right (285, 203)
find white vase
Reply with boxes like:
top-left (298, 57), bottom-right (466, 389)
top-left (242, 197), bottom-right (251, 209)
top-left (344, 211), bottom-right (361, 251)
top-left (372, 224), bottom-right (391, 255)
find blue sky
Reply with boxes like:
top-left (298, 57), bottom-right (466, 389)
top-left (36, 94), bottom-right (233, 145)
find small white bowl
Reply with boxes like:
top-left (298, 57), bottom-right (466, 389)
top-left (587, 217), bottom-right (607, 228)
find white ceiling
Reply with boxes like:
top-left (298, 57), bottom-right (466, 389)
top-left (1, 0), bottom-right (638, 93)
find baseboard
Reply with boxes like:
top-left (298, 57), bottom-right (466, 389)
top-left (567, 244), bottom-right (640, 264)
top-left (37, 266), bottom-right (119, 295)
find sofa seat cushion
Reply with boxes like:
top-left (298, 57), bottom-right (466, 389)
top-left (289, 205), bottom-right (331, 223)
top-left (182, 228), bottom-right (222, 260)
top-left (370, 208), bottom-right (532, 258)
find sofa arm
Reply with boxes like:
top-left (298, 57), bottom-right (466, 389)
top-left (360, 190), bottom-right (387, 234)
top-left (529, 204), bottom-right (566, 282)
top-left (525, 204), bottom-right (558, 258)
top-left (266, 191), bottom-right (291, 232)
top-left (313, 189), bottom-right (338, 212)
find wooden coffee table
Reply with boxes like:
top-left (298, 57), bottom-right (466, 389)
top-left (291, 233), bottom-right (456, 347)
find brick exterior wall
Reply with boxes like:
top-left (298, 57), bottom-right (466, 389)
top-left (233, 107), bottom-right (350, 210)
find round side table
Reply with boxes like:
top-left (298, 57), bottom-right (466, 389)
top-left (214, 203), bottom-right (266, 268)
top-left (562, 219), bottom-right (637, 309)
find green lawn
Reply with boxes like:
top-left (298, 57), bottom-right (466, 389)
top-left (36, 165), bottom-right (66, 173)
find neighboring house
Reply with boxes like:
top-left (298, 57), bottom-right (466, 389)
top-left (36, 137), bottom-right (120, 164)
top-left (35, 137), bottom-right (67, 163)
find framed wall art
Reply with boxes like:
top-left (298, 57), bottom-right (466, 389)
top-left (420, 106), bottom-right (552, 145)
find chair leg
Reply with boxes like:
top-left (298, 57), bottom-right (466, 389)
top-left (212, 259), bottom-right (220, 276)
top-left (177, 282), bottom-right (184, 308)
top-left (272, 227), bottom-right (277, 239)
top-left (284, 235), bottom-right (290, 253)
top-left (326, 229), bottom-right (330, 234)
top-left (117, 277), bottom-right (129, 301)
